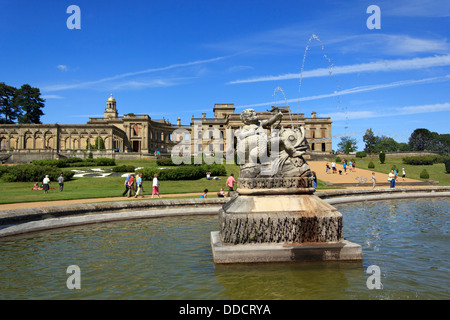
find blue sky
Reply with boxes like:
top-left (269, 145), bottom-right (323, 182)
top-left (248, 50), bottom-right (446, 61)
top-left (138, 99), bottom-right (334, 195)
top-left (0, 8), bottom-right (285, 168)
top-left (1, 0), bottom-right (449, 150)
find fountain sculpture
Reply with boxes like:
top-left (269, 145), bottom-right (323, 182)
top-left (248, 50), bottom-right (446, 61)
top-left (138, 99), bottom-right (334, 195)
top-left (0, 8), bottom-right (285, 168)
top-left (210, 109), bottom-right (362, 263)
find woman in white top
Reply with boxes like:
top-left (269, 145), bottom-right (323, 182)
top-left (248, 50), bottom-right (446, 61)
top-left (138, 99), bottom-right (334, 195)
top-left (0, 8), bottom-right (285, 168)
top-left (42, 175), bottom-right (50, 193)
top-left (152, 174), bottom-right (161, 198)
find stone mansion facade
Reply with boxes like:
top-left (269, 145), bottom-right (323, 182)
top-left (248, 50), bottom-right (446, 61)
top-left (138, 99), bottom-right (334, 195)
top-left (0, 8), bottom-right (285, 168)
top-left (0, 93), bottom-right (332, 161)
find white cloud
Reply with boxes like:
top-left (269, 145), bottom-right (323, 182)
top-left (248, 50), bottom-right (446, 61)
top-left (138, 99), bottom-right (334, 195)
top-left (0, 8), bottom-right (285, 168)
top-left (381, 0), bottom-right (450, 17)
top-left (43, 55), bottom-right (230, 92)
top-left (57, 65), bottom-right (68, 72)
top-left (109, 77), bottom-right (195, 90)
top-left (41, 95), bottom-right (64, 99)
top-left (229, 55), bottom-right (450, 84)
top-left (320, 102), bottom-right (450, 120)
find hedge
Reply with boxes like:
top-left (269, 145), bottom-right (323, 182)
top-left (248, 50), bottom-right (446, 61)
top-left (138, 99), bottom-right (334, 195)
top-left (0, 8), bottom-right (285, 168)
top-left (356, 151), bottom-right (367, 158)
top-left (402, 155), bottom-right (450, 166)
top-left (32, 157), bottom-right (115, 168)
top-left (0, 164), bottom-right (75, 182)
top-left (141, 164), bottom-right (226, 181)
top-left (156, 156), bottom-right (222, 166)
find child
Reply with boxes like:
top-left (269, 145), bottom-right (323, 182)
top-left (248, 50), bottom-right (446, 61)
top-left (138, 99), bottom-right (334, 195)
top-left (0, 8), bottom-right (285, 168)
top-left (200, 189), bottom-right (208, 198)
top-left (217, 187), bottom-right (225, 198)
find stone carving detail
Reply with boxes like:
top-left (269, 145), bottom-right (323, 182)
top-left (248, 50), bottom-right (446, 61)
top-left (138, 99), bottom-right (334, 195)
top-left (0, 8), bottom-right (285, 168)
top-left (238, 177), bottom-right (314, 190)
top-left (236, 108), bottom-right (313, 194)
top-left (219, 211), bottom-right (343, 245)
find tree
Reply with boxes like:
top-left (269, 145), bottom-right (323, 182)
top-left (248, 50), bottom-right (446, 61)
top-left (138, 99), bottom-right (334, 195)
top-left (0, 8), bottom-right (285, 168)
top-left (337, 136), bottom-right (358, 154)
top-left (434, 134), bottom-right (450, 154)
top-left (0, 82), bottom-right (21, 124)
top-left (376, 136), bottom-right (399, 152)
top-left (398, 142), bottom-right (411, 152)
top-left (14, 84), bottom-right (45, 124)
top-left (408, 128), bottom-right (437, 151)
top-left (363, 128), bottom-right (379, 153)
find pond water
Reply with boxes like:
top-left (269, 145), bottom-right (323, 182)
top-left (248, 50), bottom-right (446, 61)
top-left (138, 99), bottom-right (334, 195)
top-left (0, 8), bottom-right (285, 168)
top-left (0, 198), bottom-right (448, 299)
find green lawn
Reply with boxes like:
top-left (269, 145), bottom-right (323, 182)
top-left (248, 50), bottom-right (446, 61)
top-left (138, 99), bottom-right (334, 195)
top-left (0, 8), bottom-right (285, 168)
top-left (0, 160), bottom-right (337, 205)
top-left (350, 156), bottom-right (449, 185)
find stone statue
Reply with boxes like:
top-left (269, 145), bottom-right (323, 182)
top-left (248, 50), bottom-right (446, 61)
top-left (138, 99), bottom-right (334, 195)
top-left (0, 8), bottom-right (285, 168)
top-left (236, 108), bottom-right (314, 194)
top-left (211, 106), bottom-right (362, 263)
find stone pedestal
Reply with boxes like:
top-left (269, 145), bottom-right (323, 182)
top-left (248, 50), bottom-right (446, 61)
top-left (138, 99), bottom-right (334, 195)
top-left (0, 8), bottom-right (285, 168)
top-left (211, 194), bottom-right (362, 263)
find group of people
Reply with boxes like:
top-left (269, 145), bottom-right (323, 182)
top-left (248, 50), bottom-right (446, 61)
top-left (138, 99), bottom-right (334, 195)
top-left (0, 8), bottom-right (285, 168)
top-left (326, 158), bottom-right (356, 175)
top-left (122, 172), bottom-right (160, 198)
top-left (33, 174), bottom-right (64, 193)
top-left (387, 167), bottom-right (406, 188)
top-left (200, 173), bottom-right (236, 198)
top-left (368, 167), bottom-right (406, 189)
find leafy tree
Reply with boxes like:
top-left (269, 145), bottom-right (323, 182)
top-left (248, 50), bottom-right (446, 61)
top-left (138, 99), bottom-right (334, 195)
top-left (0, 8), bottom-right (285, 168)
top-left (434, 134), bottom-right (450, 154)
top-left (337, 136), bottom-right (358, 154)
top-left (14, 84), bottom-right (45, 124)
top-left (398, 142), bottom-right (411, 152)
top-left (408, 128), bottom-right (437, 151)
top-left (363, 128), bottom-right (379, 153)
top-left (0, 82), bottom-right (21, 124)
top-left (376, 136), bottom-right (399, 152)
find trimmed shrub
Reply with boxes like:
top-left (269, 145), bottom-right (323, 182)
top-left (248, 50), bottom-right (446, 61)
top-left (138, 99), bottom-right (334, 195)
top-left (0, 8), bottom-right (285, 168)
top-left (379, 152), bottom-right (385, 164)
top-left (356, 151), bottom-right (367, 158)
top-left (368, 161), bottom-right (375, 169)
top-left (93, 158), bottom-right (115, 166)
top-left (402, 155), bottom-right (449, 165)
top-left (0, 164), bottom-right (75, 182)
top-left (31, 157), bottom-right (115, 168)
top-left (334, 156), bottom-right (342, 163)
top-left (141, 164), bottom-right (226, 181)
top-left (420, 169), bottom-right (430, 179)
top-left (445, 159), bottom-right (450, 174)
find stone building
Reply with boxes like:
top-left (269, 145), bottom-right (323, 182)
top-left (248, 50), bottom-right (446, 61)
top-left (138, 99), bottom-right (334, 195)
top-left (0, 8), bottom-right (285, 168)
top-left (0, 94), bottom-right (332, 162)
top-left (189, 103), bottom-right (333, 158)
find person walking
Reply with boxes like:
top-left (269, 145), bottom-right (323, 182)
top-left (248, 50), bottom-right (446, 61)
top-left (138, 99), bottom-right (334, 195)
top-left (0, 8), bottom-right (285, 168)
top-left (312, 171), bottom-right (317, 189)
top-left (226, 173), bottom-right (236, 197)
top-left (402, 168), bottom-right (406, 181)
top-left (134, 173), bottom-right (144, 198)
top-left (122, 174), bottom-right (131, 196)
top-left (326, 162), bottom-right (330, 174)
top-left (331, 161), bottom-right (336, 174)
top-left (57, 173), bottom-right (64, 192)
top-left (42, 175), bottom-right (50, 194)
top-left (152, 174), bottom-right (161, 198)
top-left (127, 174), bottom-right (135, 197)
top-left (388, 170), bottom-right (396, 188)
top-left (371, 172), bottom-right (376, 189)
